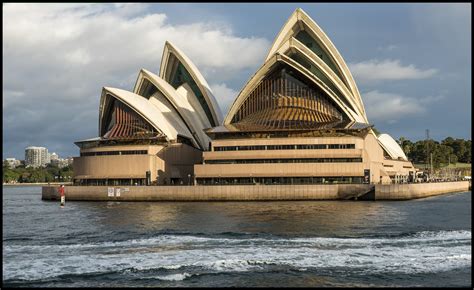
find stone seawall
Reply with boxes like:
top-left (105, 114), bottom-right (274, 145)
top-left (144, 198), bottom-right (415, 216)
top-left (42, 184), bottom-right (371, 201)
top-left (374, 181), bottom-right (469, 200)
top-left (42, 181), bottom-right (469, 201)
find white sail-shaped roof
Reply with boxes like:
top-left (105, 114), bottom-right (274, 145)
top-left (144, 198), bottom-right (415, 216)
top-left (99, 87), bottom-right (198, 147)
top-left (224, 8), bottom-right (370, 126)
top-left (377, 133), bottom-right (408, 161)
top-left (224, 53), bottom-right (366, 125)
top-left (264, 8), bottom-right (367, 122)
top-left (133, 69), bottom-right (211, 150)
top-left (159, 41), bottom-right (223, 127)
top-left (275, 37), bottom-right (365, 119)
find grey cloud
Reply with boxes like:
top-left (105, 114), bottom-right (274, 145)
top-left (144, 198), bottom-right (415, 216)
top-left (3, 3), bottom-right (270, 159)
top-left (363, 90), bottom-right (444, 123)
top-left (349, 59), bottom-right (438, 84)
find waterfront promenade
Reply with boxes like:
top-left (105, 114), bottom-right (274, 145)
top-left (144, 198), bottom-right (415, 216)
top-left (42, 181), bottom-right (469, 201)
top-left (4, 182), bottom-right (72, 187)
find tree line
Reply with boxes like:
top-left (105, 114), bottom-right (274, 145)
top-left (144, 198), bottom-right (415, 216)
top-left (3, 162), bottom-right (74, 184)
top-left (398, 137), bottom-right (471, 169)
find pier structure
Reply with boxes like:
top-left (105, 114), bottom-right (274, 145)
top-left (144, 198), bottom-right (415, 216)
top-left (42, 181), bottom-right (469, 201)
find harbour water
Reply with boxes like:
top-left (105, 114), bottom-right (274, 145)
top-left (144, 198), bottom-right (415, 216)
top-left (2, 186), bottom-right (471, 287)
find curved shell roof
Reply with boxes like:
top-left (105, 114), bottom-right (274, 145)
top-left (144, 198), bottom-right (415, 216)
top-left (276, 37), bottom-right (364, 118)
top-left (265, 8), bottom-right (367, 120)
top-left (224, 53), bottom-right (366, 125)
top-left (133, 69), bottom-right (211, 150)
top-left (377, 133), bottom-right (408, 161)
top-left (99, 87), bottom-right (198, 148)
top-left (94, 41), bottom-right (225, 150)
top-left (159, 41), bottom-right (223, 127)
top-left (225, 8), bottom-right (368, 126)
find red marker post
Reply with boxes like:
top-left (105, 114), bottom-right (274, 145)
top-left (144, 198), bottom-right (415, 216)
top-left (58, 184), bottom-right (65, 207)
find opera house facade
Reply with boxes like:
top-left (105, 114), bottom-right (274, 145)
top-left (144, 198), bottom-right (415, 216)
top-left (73, 8), bottom-right (415, 186)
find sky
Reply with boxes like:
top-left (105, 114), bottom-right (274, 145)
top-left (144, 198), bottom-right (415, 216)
top-left (2, 3), bottom-right (471, 159)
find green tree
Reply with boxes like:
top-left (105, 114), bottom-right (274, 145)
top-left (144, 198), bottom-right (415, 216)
top-left (20, 170), bottom-right (32, 183)
top-left (408, 140), bottom-right (429, 164)
top-left (449, 154), bottom-right (458, 165)
top-left (463, 140), bottom-right (471, 163)
top-left (441, 137), bottom-right (455, 148)
top-left (2, 162), bottom-right (73, 183)
top-left (451, 139), bottom-right (467, 162)
top-left (3, 168), bottom-right (20, 183)
top-left (433, 144), bottom-right (453, 168)
top-left (398, 136), bottom-right (413, 156)
top-left (442, 138), bottom-right (471, 163)
top-left (3, 160), bottom-right (11, 169)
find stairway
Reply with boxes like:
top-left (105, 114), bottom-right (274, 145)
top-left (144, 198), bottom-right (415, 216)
top-left (344, 185), bottom-right (375, 201)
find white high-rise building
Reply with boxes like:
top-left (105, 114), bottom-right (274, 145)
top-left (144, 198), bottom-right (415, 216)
top-left (25, 146), bottom-right (48, 168)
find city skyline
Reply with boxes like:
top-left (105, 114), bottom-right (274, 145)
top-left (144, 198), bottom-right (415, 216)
top-left (4, 145), bottom-right (72, 168)
top-left (3, 145), bottom-right (73, 160)
top-left (3, 3), bottom-right (471, 159)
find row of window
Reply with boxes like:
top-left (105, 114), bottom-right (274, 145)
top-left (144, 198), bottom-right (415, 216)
top-left (213, 144), bottom-right (355, 151)
top-left (74, 178), bottom-right (146, 186)
top-left (196, 176), bottom-right (364, 185)
top-left (80, 150), bottom-right (148, 157)
top-left (204, 158), bottom-right (362, 164)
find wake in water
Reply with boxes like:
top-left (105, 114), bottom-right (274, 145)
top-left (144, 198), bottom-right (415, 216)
top-left (3, 230), bottom-right (471, 283)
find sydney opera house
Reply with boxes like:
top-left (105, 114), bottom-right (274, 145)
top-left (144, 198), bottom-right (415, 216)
top-left (73, 8), bottom-right (415, 186)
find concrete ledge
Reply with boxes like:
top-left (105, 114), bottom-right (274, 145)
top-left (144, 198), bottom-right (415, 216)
top-left (42, 182), bottom-right (469, 202)
top-left (375, 181), bottom-right (469, 200)
top-left (42, 184), bottom-right (372, 201)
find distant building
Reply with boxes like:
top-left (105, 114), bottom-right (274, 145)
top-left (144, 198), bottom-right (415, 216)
top-left (50, 159), bottom-right (60, 167)
top-left (25, 146), bottom-right (48, 168)
top-left (50, 152), bottom-right (59, 161)
top-left (51, 156), bottom-right (73, 168)
top-left (4, 158), bottom-right (21, 168)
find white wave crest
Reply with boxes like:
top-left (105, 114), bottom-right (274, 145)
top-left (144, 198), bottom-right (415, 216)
top-left (155, 273), bottom-right (192, 281)
top-left (3, 230), bottom-right (471, 281)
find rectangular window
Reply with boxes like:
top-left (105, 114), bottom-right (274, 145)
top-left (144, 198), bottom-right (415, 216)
top-left (196, 176), bottom-right (364, 185)
top-left (212, 144), bottom-right (354, 151)
top-left (80, 150), bottom-right (147, 157)
top-left (205, 158), bottom-right (362, 164)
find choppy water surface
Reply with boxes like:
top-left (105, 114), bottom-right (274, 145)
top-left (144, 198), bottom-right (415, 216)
top-left (2, 186), bottom-right (471, 287)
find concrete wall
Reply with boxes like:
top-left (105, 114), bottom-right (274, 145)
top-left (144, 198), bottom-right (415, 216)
top-left (73, 143), bottom-right (202, 184)
top-left (156, 143), bottom-right (202, 184)
top-left (198, 136), bottom-right (367, 178)
top-left (42, 181), bottom-right (469, 201)
top-left (203, 148), bottom-right (362, 160)
top-left (42, 184), bottom-right (372, 201)
top-left (74, 155), bottom-right (158, 179)
top-left (74, 145), bottom-right (164, 180)
top-left (375, 181), bottom-right (469, 200)
top-left (195, 163), bottom-right (365, 178)
top-left (363, 133), bottom-right (415, 185)
top-left (196, 134), bottom-right (416, 183)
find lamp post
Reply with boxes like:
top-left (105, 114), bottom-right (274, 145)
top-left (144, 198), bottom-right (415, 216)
top-left (188, 174), bottom-right (191, 186)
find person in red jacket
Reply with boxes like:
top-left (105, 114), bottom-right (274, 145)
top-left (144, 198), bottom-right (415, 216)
top-left (58, 184), bottom-right (65, 207)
